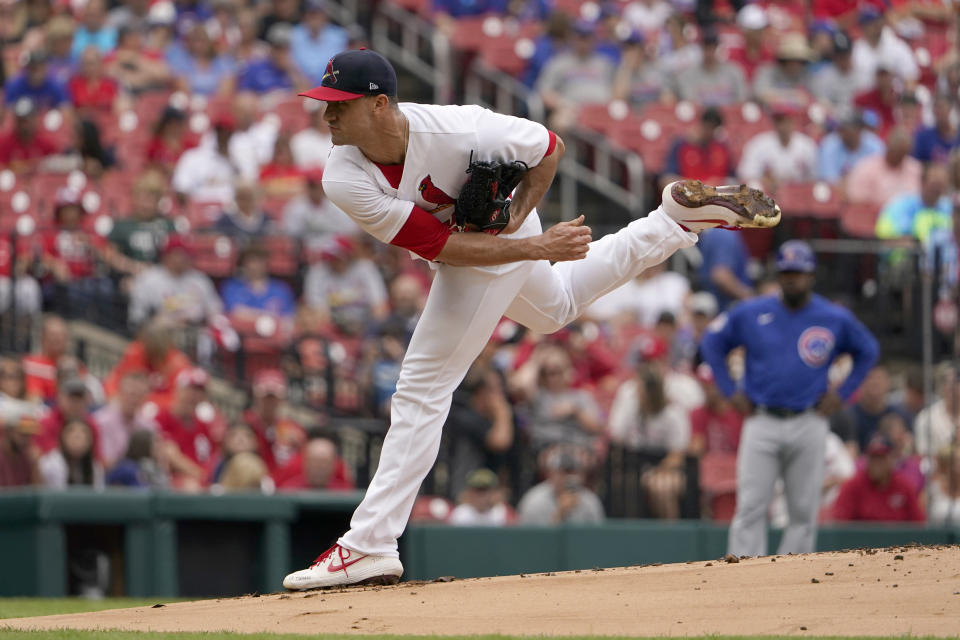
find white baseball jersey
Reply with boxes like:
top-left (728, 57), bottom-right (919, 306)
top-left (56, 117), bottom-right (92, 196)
top-left (319, 101), bottom-right (697, 559)
top-left (321, 103), bottom-right (556, 261)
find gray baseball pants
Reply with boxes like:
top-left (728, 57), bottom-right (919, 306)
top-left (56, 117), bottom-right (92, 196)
top-left (728, 411), bottom-right (828, 557)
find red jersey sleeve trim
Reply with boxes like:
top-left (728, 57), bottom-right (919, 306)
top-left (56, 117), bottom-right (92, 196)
top-left (389, 205), bottom-right (451, 261)
top-left (544, 130), bottom-right (558, 158)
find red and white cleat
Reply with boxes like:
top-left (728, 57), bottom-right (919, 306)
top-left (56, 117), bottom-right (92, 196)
top-left (282, 544), bottom-right (403, 590)
top-left (661, 180), bottom-right (782, 233)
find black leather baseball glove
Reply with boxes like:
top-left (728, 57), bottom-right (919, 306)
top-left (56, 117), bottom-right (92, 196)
top-left (454, 153), bottom-right (529, 235)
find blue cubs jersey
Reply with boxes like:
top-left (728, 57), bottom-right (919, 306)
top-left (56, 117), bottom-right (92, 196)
top-left (700, 293), bottom-right (879, 410)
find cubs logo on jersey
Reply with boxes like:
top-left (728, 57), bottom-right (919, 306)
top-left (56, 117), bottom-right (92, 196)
top-left (418, 175), bottom-right (455, 210)
top-left (797, 326), bottom-right (835, 368)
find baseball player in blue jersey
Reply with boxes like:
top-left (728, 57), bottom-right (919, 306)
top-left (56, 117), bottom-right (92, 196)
top-left (700, 240), bottom-right (879, 557)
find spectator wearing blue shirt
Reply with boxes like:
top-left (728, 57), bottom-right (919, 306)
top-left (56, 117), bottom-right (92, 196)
top-left (291, 0), bottom-right (349, 86)
top-left (701, 241), bottom-right (879, 558)
top-left (236, 24), bottom-right (306, 95)
top-left (696, 229), bottom-right (753, 311)
top-left (876, 162), bottom-right (952, 245)
top-left (221, 244), bottom-right (297, 320)
top-left (913, 94), bottom-right (960, 164)
top-left (3, 51), bottom-right (69, 111)
top-left (433, 0), bottom-right (509, 19)
top-left (818, 109), bottom-right (885, 183)
top-left (166, 23), bottom-right (236, 96)
top-left (71, 0), bottom-right (118, 59)
top-left (523, 13), bottom-right (571, 87)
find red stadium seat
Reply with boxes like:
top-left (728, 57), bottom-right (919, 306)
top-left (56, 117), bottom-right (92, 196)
top-left (267, 97), bottom-right (311, 134)
top-left (261, 235), bottom-right (301, 278)
top-left (775, 182), bottom-right (842, 220)
top-left (840, 202), bottom-right (881, 239)
top-left (191, 234), bottom-right (237, 278)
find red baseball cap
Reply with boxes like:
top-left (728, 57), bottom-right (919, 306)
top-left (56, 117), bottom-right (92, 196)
top-left (299, 49), bottom-right (398, 103)
top-left (162, 234), bottom-right (193, 257)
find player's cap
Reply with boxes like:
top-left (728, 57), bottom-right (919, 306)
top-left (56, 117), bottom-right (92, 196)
top-left (736, 4), bottom-right (767, 30)
top-left (211, 110), bottom-right (236, 131)
top-left (866, 434), bottom-right (894, 456)
top-left (701, 27), bottom-right (720, 46)
top-left (634, 333), bottom-right (668, 363)
top-left (252, 369), bottom-right (287, 398)
top-left (835, 106), bottom-right (865, 128)
top-left (176, 367), bottom-right (210, 389)
top-left (24, 49), bottom-right (49, 66)
top-left (701, 106), bottom-right (723, 128)
top-left (769, 101), bottom-right (801, 118)
top-left (572, 19), bottom-right (595, 37)
top-left (162, 233), bottom-right (193, 257)
top-left (775, 32), bottom-right (812, 61)
top-left (858, 6), bottom-right (883, 24)
top-left (60, 375), bottom-right (88, 396)
top-left (465, 468), bottom-right (499, 491)
top-left (689, 291), bottom-right (718, 317)
top-left (776, 240), bottom-right (816, 273)
top-left (299, 49), bottom-right (397, 102)
top-left (832, 30), bottom-right (852, 55)
top-left (320, 235), bottom-right (355, 261)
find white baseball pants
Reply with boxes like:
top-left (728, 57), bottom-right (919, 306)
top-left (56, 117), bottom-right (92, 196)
top-left (338, 207), bottom-right (697, 556)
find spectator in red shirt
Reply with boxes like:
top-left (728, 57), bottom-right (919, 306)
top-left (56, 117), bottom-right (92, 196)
top-left (68, 46), bottom-right (122, 117)
top-left (259, 133), bottom-right (305, 199)
top-left (854, 66), bottom-right (899, 139)
top-left (832, 434), bottom-right (925, 522)
top-left (690, 363), bottom-right (742, 519)
top-left (0, 98), bottom-right (61, 173)
top-left (34, 374), bottom-right (97, 456)
top-left (104, 318), bottom-right (192, 408)
top-left (150, 367), bottom-right (217, 490)
top-left (276, 430), bottom-right (355, 491)
top-left (242, 370), bottom-right (306, 479)
top-left (725, 5), bottom-right (776, 82)
top-left (40, 187), bottom-right (114, 317)
top-left (146, 107), bottom-right (196, 175)
top-left (662, 107), bottom-right (735, 188)
top-left (24, 315), bottom-right (71, 404)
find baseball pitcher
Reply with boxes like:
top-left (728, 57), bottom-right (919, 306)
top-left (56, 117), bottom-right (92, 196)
top-left (283, 49), bottom-right (781, 589)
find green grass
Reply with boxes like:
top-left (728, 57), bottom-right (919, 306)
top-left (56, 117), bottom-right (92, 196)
top-left (0, 599), bottom-right (185, 620)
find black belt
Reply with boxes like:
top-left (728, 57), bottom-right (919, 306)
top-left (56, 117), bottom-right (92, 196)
top-left (758, 406), bottom-right (809, 418)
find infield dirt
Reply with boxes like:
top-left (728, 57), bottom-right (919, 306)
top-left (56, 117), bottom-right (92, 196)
top-left (4, 546), bottom-right (959, 637)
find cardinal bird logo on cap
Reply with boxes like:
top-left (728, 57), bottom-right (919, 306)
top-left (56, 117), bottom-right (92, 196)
top-left (322, 60), bottom-right (339, 85)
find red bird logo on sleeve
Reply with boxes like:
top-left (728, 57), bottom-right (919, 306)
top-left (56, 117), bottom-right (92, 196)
top-left (417, 175), bottom-right (455, 210)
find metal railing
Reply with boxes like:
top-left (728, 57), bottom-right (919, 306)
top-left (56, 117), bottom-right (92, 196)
top-left (370, 1), bottom-right (648, 220)
top-left (371, 1), bottom-right (453, 104)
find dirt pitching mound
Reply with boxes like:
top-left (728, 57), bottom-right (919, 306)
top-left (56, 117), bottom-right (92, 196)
top-left (4, 546), bottom-right (960, 637)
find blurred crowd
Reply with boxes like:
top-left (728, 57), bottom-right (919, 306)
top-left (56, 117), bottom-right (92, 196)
top-left (0, 0), bottom-right (957, 530)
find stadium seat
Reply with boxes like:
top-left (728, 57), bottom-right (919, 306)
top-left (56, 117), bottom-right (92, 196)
top-left (184, 201), bottom-right (224, 230)
top-left (840, 202), bottom-right (881, 239)
top-left (191, 234), bottom-right (238, 279)
top-left (261, 235), bottom-right (301, 278)
top-left (775, 182), bottom-right (842, 220)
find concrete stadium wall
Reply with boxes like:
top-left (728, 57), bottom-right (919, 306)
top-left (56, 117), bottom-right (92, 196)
top-left (0, 489), bottom-right (955, 597)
